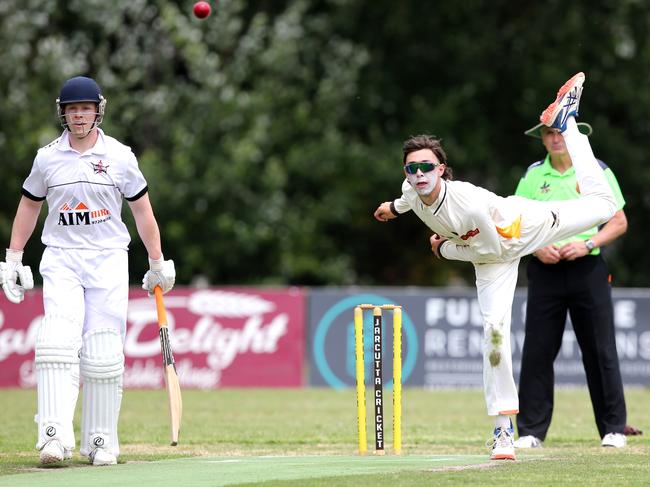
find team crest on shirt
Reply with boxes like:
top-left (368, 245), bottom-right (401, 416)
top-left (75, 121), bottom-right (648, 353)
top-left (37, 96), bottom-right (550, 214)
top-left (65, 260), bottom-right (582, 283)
top-left (91, 159), bottom-right (109, 174)
top-left (58, 197), bottom-right (111, 226)
top-left (539, 181), bottom-right (551, 194)
top-left (460, 228), bottom-right (480, 240)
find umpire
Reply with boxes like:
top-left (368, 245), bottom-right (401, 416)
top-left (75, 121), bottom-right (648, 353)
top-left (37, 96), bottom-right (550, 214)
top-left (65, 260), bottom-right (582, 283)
top-left (513, 121), bottom-right (629, 448)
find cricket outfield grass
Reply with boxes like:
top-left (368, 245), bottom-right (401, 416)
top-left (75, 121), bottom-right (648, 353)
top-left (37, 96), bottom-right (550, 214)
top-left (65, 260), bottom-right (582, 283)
top-left (1, 388), bottom-right (649, 486)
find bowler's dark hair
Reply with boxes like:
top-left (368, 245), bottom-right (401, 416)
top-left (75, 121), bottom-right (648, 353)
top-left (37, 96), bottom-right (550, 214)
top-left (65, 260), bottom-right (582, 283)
top-left (402, 134), bottom-right (453, 180)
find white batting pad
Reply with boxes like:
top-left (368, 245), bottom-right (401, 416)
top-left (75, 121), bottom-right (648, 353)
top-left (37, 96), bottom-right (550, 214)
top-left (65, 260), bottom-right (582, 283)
top-left (35, 313), bottom-right (82, 450)
top-left (80, 328), bottom-right (125, 458)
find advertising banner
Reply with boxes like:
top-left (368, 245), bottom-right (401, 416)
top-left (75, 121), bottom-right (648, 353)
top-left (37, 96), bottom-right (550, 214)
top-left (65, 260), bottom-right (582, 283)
top-left (308, 288), bottom-right (650, 388)
top-left (0, 287), bottom-right (305, 389)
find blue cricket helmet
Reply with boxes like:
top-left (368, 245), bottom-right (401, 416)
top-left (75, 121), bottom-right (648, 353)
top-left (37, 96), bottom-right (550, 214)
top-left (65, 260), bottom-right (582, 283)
top-left (56, 76), bottom-right (107, 130)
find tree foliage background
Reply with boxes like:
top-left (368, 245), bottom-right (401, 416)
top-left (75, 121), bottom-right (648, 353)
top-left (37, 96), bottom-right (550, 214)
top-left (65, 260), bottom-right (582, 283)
top-left (1, 0), bottom-right (649, 287)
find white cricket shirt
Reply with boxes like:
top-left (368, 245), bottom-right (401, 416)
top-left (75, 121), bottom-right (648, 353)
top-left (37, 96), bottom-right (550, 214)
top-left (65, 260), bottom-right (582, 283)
top-left (394, 179), bottom-right (550, 264)
top-left (22, 129), bottom-right (148, 251)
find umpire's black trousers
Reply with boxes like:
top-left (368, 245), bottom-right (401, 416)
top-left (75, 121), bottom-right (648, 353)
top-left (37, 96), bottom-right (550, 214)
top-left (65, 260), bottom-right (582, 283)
top-left (517, 255), bottom-right (626, 440)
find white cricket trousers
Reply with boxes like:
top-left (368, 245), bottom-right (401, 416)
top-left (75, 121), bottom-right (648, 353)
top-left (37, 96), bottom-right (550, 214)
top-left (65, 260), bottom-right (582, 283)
top-left (476, 119), bottom-right (617, 416)
top-left (40, 247), bottom-right (129, 335)
top-left (35, 247), bottom-right (128, 453)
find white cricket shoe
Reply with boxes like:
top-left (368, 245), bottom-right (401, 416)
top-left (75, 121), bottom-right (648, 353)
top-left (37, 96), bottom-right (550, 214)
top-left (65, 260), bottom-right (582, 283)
top-left (602, 432), bottom-right (627, 448)
top-left (39, 439), bottom-right (71, 465)
top-left (89, 447), bottom-right (117, 466)
top-left (487, 426), bottom-right (516, 460)
top-left (514, 435), bottom-right (543, 448)
top-left (540, 72), bottom-right (585, 132)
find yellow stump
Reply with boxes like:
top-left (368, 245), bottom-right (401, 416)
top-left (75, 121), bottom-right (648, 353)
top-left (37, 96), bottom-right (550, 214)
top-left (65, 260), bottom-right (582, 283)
top-left (354, 306), bottom-right (367, 455)
top-left (392, 307), bottom-right (402, 455)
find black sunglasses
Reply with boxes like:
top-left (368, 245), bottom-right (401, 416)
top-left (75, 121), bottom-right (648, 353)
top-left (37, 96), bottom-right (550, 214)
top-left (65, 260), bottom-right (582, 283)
top-left (404, 161), bottom-right (439, 175)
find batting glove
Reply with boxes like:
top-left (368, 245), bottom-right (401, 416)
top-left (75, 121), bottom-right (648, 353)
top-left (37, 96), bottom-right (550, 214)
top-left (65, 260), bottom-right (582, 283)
top-left (0, 249), bottom-right (34, 304)
top-left (142, 256), bottom-right (175, 296)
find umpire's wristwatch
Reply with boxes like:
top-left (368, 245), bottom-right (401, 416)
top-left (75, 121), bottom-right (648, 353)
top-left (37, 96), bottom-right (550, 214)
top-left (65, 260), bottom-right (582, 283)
top-left (585, 239), bottom-right (597, 251)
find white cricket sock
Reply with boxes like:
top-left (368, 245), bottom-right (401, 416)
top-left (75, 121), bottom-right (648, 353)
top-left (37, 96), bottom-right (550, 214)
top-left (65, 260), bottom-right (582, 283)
top-left (495, 414), bottom-right (511, 430)
top-left (563, 116), bottom-right (578, 134)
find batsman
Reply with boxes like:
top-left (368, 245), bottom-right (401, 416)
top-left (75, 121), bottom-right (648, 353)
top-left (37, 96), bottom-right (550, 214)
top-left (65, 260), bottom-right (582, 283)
top-left (0, 76), bottom-right (176, 466)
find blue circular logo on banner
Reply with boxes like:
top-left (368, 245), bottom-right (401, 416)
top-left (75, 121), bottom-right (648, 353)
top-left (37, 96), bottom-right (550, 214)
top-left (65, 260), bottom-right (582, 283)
top-left (313, 293), bottom-right (418, 389)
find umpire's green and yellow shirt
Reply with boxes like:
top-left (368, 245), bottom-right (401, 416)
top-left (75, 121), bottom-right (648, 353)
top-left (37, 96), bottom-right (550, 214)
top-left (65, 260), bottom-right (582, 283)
top-left (515, 155), bottom-right (625, 255)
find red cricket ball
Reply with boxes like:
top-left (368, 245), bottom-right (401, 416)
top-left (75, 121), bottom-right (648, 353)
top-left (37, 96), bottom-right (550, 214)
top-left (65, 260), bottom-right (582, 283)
top-left (193, 1), bottom-right (211, 19)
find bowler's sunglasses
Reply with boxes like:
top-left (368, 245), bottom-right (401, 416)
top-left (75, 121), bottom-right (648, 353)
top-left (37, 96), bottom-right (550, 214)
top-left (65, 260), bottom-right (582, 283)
top-left (404, 160), bottom-right (439, 175)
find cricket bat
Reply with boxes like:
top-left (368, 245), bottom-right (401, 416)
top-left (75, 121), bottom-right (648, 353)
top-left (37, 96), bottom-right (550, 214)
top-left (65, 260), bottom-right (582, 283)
top-left (154, 285), bottom-right (183, 446)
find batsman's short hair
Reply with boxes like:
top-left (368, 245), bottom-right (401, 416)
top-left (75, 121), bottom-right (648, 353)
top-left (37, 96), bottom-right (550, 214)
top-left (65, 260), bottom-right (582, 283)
top-left (402, 134), bottom-right (453, 180)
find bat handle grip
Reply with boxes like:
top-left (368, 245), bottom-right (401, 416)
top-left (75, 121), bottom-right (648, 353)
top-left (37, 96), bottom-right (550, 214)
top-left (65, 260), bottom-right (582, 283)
top-left (154, 285), bottom-right (168, 328)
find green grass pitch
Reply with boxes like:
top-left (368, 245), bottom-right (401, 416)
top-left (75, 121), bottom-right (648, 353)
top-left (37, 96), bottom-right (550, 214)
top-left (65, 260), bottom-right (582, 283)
top-left (1, 388), bottom-right (649, 486)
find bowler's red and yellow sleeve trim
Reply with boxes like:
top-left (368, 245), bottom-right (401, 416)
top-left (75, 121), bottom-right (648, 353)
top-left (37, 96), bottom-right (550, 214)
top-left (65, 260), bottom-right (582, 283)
top-left (496, 215), bottom-right (522, 239)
